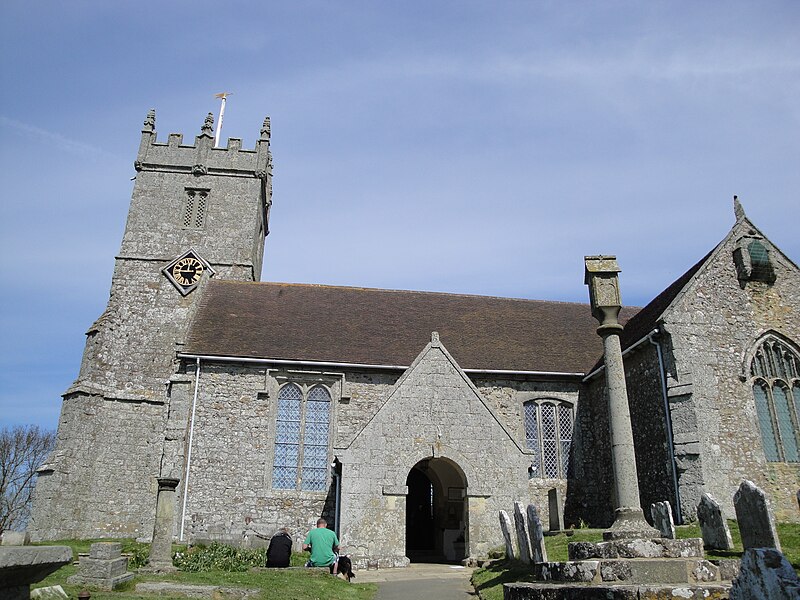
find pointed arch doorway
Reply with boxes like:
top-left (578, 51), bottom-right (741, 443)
top-left (405, 457), bottom-right (468, 563)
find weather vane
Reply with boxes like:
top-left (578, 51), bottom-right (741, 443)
top-left (214, 92), bottom-right (233, 147)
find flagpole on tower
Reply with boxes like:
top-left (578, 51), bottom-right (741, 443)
top-left (214, 92), bottom-right (232, 147)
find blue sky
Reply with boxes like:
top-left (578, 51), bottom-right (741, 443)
top-left (1, 1), bottom-right (798, 430)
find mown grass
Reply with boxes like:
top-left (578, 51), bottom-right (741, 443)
top-left (472, 522), bottom-right (800, 600)
top-left (32, 539), bottom-right (377, 600)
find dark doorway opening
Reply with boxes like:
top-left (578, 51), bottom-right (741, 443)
top-left (405, 458), bottom-right (467, 563)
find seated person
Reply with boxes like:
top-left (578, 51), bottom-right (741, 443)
top-left (303, 518), bottom-right (340, 573)
top-left (266, 527), bottom-right (292, 568)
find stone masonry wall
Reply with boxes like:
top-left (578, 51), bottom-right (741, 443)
top-left (339, 340), bottom-right (535, 565)
top-left (31, 392), bottom-right (164, 540)
top-left (659, 220), bottom-right (800, 522)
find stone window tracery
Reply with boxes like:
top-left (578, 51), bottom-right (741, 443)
top-left (272, 383), bottom-right (331, 491)
top-left (524, 399), bottom-right (574, 478)
top-left (750, 337), bottom-right (800, 462)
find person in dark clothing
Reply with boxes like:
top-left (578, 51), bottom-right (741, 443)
top-left (266, 528), bottom-right (293, 568)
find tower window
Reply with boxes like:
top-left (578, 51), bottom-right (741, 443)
top-left (750, 336), bottom-right (800, 462)
top-left (183, 189), bottom-right (209, 229)
top-left (272, 383), bottom-right (331, 491)
top-left (524, 399), bottom-right (574, 478)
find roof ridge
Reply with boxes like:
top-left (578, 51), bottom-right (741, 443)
top-left (210, 279), bottom-right (601, 307)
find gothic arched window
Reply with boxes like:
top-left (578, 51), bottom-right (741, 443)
top-left (272, 383), bottom-right (331, 491)
top-left (750, 337), bottom-right (800, 463)
top-left (524, 400), bottom-right (574, 478)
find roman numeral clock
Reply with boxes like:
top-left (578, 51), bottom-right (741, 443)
top-left (162, 249), bottom-right (215, 295)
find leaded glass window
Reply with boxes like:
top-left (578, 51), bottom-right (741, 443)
top-left (524, 400), bottom-right (574, 479)
top-left (272, 383), bottom-right (331, 490)
top-left (749, 337), bottom-right (800, 463)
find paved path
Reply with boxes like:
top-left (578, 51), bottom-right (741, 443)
top-left (357, 563), bottom-right (477, 599)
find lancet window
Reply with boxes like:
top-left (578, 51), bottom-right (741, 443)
top-left (524, 399), bottom-right (574, 478)
top-left (750, 336), bottom-right (800, 462)
top-left (272, 383), bottom-right (331, 491)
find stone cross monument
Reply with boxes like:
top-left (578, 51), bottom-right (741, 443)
top-left (584, 256), bottom-right (659, 540)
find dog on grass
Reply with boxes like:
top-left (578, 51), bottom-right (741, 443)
top-left (335, 555), bottom-right (355, 582)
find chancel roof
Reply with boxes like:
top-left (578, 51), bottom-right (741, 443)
top-left (183, 281), bottom-right (639, 374)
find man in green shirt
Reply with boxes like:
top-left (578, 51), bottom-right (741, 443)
top-left (303, 518), bottom-right (340, 573)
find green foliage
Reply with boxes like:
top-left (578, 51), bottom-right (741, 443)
top-left (173, 542), bottom-right (269, 572)
top-left (33, 539), bottom-right (376, 600)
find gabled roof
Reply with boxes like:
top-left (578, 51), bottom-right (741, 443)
top-left (617, 249), bottom-right (713, 351)
top-left (183, 281), bottom-right (638, 374)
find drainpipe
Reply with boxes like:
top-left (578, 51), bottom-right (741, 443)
top-left (180, 357), bottom-right (201, 541)
top-left (331, 458), bottom-right (341, 537)
top-left (648, 331), bottom-right (682, 524)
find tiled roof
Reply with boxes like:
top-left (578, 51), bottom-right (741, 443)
top-left (183, 281), bottom-right (639, 374)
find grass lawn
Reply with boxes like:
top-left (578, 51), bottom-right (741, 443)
top-left (472, 522), bottom-right (800, 600)
top-left (33, 539), bottom-right (378, 600)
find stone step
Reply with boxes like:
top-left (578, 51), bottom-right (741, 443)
top-left (504, 582), bottom-right (731, 600)
top-left (568, 537), bottom-right (704, 560)
top-left (533, 557), bottom-right (720, 585)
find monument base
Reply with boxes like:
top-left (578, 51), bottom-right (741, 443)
top-left (603, 508), bottom-right (661, 540)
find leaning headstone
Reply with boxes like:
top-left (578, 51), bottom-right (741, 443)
top-left (650, 501), bottom-right (676, 539)
top-left (733, 480), bottom-right (781, 551)
top-left (513, 501), bottom-right (532, 564)
top-left (547, 488), bottom-right (564, 532)
top-left (67, 542), bottom-right (134, 590)
top-left (1, 531), bottom-right (30, 546)
top-left (499, 510), bottom-right (516, 560)
top-left (730, 548), bottom-right (800, 600)
top-left (526, 504), bottom-right (548, 563)
top-left (697, 492), bottom-right (734, 550)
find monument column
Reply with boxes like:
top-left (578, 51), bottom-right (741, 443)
top-left (145, 477), bottom-right (180, 571)
top-left (584, 256), bottom-right (659, 540)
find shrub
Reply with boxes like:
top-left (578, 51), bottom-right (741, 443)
top-left (173, 542), bottom-right (268, 572)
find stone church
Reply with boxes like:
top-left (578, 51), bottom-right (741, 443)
top-left (30, 113), bottom-right (799, 566)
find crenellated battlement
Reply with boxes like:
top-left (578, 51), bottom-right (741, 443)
top-left (134, 109), bottom-right (271, 180)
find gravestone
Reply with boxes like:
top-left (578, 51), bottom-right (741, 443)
top-left (499, 510), bottom-right (516, 560)
top-left (730, 548), bottom-right (800, 600)
top-left (145, 477), bottom-right (179, 572)
top-left (547, 488), bottom-right (564, 532)
top-left (1, 532), bottom-right (30, 546)
top-left (526, 504), bottom-right (548, 563)
top-left (650, 501), bottom-right (675, 539)
top-left (733, 480), bottom-right (781, 551)
top-left (67, 542), bottom-right (134, 590)
top-left (697, 493), bottom-right (734, 550)
top-left (513, 501), bottom-right (532, 564)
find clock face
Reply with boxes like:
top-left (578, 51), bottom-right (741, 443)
top-left (171, 256), bottom-right (204, 287)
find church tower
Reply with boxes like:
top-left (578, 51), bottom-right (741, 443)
top-left (30, 111), bottom-right (272, 540)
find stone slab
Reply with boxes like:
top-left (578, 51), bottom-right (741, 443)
top-left (513, 502), bottom-right (532, 564)
top-left (733, 480), bottom-right (781, 551)
top-left (730, 548), bottom-right (800, 600)
top-left (77, 555), bottom-right (128, 578)
top-left (697, 493), bottom-right (733, 550)
top-left (89, 542), bottom-right (122, 560)
top-left (1, 532), bottom-right (30, 546)
top-left (135, 582), bottom-right (260, 599)
top-left (548, 489), bottom-right (564, 532)
top-left (67, 572), bottom-right (134, 591)
top-left (526, 504), bottom-right (548, 563)
top-left (711, 559), bottom-right (741, 582)
top-left (504, 582), bottom-right (731, 599)
top-left (568, 538), bottom-right (704, 560)
top-left (0, 546), bottom-right (73, 589)
top-left (650, 501), bottom-right (675, 539)
top-left (30, 585), bottom-right (69, 599)
top-left (499, 510), bottom-right (516, 560)
top-left (533, 561), bottom-right (599, 582)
